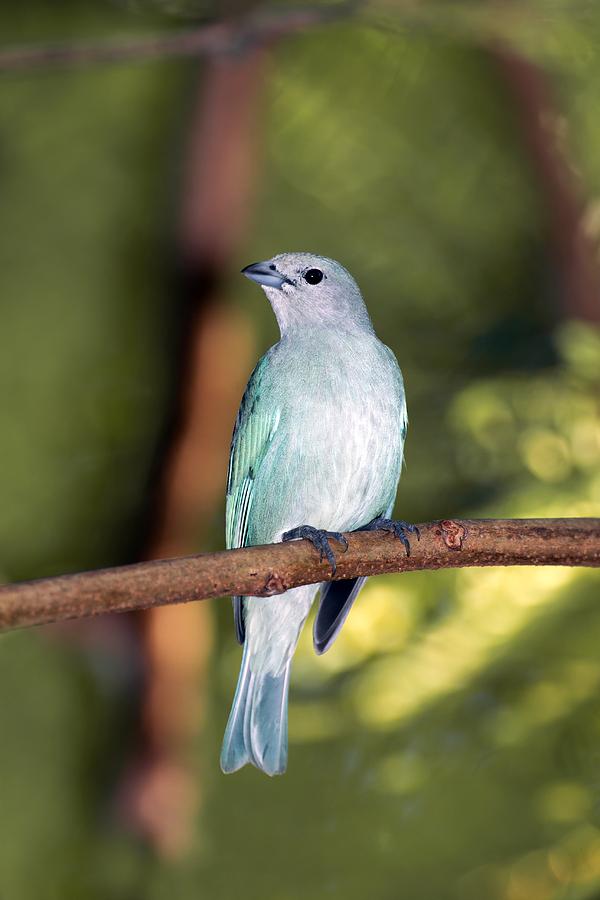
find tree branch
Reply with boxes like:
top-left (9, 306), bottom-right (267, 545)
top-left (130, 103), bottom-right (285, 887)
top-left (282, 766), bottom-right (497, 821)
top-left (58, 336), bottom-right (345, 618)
top-left (0, 518), bottom-right (597, 632)
top-left (489, 44), bottom-right (600, 324)
top-left (0, 5), bottom-right (356, 73)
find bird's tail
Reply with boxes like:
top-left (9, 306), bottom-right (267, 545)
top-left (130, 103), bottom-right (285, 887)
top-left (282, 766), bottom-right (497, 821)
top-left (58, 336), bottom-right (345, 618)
top-left (220, 643), bottom-right (291, 776)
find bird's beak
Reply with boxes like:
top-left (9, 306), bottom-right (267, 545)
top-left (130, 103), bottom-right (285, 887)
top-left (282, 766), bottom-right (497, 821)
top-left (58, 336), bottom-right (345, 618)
top-left (241, 261), bottom-right (291, 290)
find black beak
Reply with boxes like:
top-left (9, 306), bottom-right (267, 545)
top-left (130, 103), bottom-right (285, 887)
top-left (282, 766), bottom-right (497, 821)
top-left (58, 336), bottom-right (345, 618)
top-left (241, 261), bottom-right (291, 290)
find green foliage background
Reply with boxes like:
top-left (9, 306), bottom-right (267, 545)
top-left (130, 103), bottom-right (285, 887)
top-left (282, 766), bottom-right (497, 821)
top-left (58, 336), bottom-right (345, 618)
top-left (0, 2), bottom-right (599, 898)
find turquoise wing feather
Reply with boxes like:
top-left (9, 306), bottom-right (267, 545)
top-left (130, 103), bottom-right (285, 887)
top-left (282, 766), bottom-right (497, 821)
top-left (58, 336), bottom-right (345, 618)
top-left (226, 354), bottom-right (281, 642)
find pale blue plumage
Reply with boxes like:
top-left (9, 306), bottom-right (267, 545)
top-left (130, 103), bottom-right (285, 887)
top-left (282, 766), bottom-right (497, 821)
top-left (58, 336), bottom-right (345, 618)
top-left (221, 643), bottom-right (290, 774)
top-left (221, 253), bottom-right (408, 776)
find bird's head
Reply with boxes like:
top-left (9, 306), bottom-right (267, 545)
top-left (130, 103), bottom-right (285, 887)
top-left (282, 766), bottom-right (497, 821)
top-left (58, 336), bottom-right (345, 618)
top-left (241, 252), bottom-right (373, 336)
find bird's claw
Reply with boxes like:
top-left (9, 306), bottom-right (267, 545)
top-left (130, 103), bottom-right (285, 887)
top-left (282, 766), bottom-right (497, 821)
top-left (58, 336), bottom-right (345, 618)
top-left (282, 525), bottom-right (348, 575)
top-left (357, 517), bottom-right (420, 557)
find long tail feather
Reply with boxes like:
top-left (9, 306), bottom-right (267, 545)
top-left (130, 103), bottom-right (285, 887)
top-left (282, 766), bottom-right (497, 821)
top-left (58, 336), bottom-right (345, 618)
top-left (221, 644), bottom-right (291, 776)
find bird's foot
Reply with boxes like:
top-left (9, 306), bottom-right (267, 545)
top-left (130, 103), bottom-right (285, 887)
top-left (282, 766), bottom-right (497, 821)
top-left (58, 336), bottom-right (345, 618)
top-left (282, 525), bottom-right (348, 575)
top-left (356, 517), bottom-right (420, 557)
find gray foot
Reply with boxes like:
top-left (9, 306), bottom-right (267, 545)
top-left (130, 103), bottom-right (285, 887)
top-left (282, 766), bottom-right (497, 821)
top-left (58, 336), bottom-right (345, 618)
top-left (282, 525), bottom-right (348, 575)
top-left (356, 517), bottom-right (420, 557)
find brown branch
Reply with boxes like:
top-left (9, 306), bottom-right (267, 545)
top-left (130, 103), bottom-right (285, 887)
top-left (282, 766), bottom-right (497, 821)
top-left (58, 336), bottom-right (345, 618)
top-left (0, 5), bottom-right (355, 73)
top-left (0, 518), bottom-right (597, 632)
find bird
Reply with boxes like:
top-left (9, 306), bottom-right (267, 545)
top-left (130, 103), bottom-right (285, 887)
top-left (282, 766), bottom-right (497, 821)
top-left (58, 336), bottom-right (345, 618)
top-left (220, 252), bottom-right (416, 776)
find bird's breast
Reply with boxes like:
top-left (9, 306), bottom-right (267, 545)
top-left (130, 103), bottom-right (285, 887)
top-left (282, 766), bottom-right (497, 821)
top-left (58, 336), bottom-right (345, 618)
top-left (252, 338), bottom-right (405, 540)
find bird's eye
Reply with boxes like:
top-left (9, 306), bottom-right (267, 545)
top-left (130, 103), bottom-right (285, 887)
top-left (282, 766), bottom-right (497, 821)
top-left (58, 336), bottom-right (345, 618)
top-left (303, 268), bottom-right (324, 285)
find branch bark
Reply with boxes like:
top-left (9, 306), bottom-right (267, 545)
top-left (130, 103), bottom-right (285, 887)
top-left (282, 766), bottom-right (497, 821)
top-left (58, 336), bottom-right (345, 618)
top-left (0, 518), bottom-right (597, 632)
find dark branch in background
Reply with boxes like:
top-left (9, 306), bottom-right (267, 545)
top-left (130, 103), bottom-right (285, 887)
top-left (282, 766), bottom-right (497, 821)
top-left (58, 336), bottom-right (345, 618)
top-left (118, 50), bottom-right (266, 855)
top-left (144, 52), bottom-right (264, 559)
top-left (490, 44), bottom-right (600, 324)
top-left (0, 519), bottom-right (597, 633)
top-left (0, 4), bottom-right (356, 73)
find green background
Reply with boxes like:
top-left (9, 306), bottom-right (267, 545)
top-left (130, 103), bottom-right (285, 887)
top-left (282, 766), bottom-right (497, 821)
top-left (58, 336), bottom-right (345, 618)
top-left (0, 2), bottom-right (599, 898)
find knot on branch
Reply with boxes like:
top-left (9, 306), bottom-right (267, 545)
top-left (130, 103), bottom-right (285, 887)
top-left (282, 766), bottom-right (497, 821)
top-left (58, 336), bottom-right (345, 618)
top-left (262, 572), bottom-right (288, 596)
top-left (438, 520), bottom-right (467, 551)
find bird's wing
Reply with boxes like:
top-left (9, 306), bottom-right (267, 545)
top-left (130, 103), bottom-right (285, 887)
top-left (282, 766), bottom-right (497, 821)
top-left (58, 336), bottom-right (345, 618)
top-left (226, 355), bottom-right (281, 643)
top-left (313, 481), bottom-right (402, 654)
top-left (313, 577), bottom-right (368, 654)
